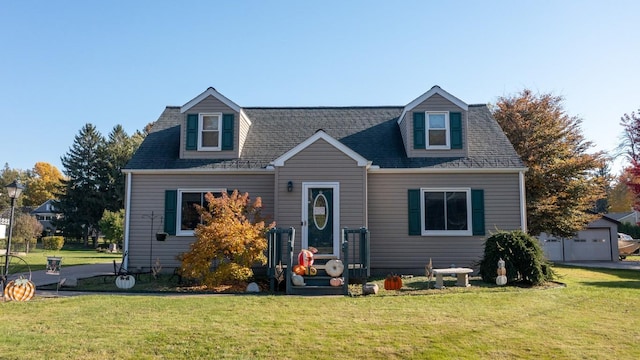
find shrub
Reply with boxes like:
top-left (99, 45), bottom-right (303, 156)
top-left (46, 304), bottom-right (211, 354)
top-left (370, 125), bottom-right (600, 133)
top-left (42, 236), bottom-right (65, 250)
top-left (478, 230), bottom-right (555, 285)
top-left (178, 190), bottom-right (274, 288)
top-left (12, 213), bottom-right (43, 253)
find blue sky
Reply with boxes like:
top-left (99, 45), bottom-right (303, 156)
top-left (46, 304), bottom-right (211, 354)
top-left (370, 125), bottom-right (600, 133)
top-left (1, 1), bottom-right (638, 174)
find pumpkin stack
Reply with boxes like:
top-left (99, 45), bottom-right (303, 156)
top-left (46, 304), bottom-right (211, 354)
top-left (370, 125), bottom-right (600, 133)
top-left (383, 274), bottom-right (402, 290)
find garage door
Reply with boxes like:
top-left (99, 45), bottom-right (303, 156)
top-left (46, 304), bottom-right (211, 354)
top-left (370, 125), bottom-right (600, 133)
top-left (564, 228), bottom-right (612, 261)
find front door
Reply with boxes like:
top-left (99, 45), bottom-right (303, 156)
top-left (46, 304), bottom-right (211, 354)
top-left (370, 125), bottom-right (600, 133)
top-left (302, 182), bottom-right (339, 257)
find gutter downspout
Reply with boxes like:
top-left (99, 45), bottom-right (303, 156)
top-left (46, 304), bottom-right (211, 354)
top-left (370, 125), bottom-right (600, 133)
top-left (519, 170), bottom-right (527, 233)
top-left (123, 172), bottom-right (132, 269)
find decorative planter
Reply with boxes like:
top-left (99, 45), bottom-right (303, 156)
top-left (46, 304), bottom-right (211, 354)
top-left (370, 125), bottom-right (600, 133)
top-left (155, 232), bottom-right (168, 241)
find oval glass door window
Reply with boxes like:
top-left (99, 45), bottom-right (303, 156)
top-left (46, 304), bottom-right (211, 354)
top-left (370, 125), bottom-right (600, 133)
top-left (313, 193), bottom-right (328, 230)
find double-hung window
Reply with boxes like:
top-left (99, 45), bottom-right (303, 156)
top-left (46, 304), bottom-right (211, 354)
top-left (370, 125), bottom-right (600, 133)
top-left (198, 113), bottom-right (222, 151)
top-left (421, 188), bottom-right (472, 236)
top-left (177, 189), bottom-right (224, 235)
top-left (426, 112), bottom-right (449, 148)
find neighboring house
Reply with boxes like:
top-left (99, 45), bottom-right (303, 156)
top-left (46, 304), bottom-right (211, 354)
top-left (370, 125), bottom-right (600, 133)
top-left (30, 199), bottom-right (62, 235)
top-left (0, 210), bottom-right (7, 240)
top-left (122, 85), bottom-right (527, 275)
top-left (539, 215), bottom-right (619, 262)
top-left (605, 211), bottom-right (639, 225)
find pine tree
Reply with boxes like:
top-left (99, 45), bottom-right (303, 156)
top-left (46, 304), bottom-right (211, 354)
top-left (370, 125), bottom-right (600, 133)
top-left (103, 125), bottom-right (145, 211)
top-left (492, 89), bottom-right (605, 237)
top-left (57, 123), bottom-right (109, 246)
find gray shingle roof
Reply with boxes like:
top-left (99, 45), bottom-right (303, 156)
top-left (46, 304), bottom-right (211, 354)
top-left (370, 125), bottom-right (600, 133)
top-left (125, 105), bottom-right (524, 170)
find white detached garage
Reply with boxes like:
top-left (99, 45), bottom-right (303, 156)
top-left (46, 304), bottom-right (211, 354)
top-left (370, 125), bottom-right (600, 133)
top-left (539, 215), bottom-right (619, 262)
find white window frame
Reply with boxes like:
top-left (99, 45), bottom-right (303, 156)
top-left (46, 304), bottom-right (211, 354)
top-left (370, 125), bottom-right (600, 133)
top-left (425, 111), bottom-right (450, 149)
top-left (198, 113), bottom-right (222, 151)
top-left (420, 187), bottom-right (472, 236)
top-left (176, 188), bottom-right (225, 236)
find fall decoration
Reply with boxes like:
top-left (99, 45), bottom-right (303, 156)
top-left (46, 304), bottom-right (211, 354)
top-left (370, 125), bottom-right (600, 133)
top-left (384, 274), bottom-right (403, 290)
top-left (3, 278), bottom-right (35, 301)
top-left (115, 274), bottom-right (136, 289)
top-left (496, 258), bottom-right (507, 286)
top-left (298, 249), bottom-right (315, 267)
top-left (291, 274), bottom-right (305, 286)
top-left (330, 277), bottom-right (344, 287)
top-left (293, 264), bottom-right (307, 276)
top-left (325, 259), bottom-right (344, 277)
top-left (305, 266), bottom-right (318, 276)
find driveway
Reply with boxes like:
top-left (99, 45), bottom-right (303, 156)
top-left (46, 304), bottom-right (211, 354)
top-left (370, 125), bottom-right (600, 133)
top-left (558, 260), bottom-right (640, 271)
top-left (29, 262), bottom-right (116, 287)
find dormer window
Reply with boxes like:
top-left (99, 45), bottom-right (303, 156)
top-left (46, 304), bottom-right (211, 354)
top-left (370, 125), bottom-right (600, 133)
top-left (199, 113), bottom-right (222, 151)
top-left (186, 113), bottom-right (235, 152)
top-left (412, 111), bottom-right (463, 150)
top-left (426, 112), bottom-right (449, 148)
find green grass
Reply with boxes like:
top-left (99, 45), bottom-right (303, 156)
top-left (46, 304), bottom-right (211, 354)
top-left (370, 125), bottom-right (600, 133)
top-left (1, 266), bottom-right (639, 359)
top-left (622, 254), bottom-right (640, 262)
top-left (5, 243), bottom-right (121, 273)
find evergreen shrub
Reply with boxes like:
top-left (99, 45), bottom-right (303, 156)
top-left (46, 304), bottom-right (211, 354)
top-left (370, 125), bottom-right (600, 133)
top-left (478, 230), bottom-right (555, 285)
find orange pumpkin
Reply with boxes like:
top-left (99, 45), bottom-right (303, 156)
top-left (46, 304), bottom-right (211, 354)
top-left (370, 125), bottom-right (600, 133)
top-left (4, 278), bottom-right (35, 301)
top-left (293, 264), bottom-right (307, 276)
top-left (383, 274), bottom-right (403, 290)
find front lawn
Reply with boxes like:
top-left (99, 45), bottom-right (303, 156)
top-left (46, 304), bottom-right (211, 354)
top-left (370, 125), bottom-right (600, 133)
top-left (7, 244), bottom-right (121, 273)
top-left (1, 266), bottom-right (639, 359)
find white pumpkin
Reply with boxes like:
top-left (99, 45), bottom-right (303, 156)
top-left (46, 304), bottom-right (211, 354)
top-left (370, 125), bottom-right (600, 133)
top-left (291, 274), bottom-right (305, 286)
top-left (496, 275), bottom-right (507, 286)
top-left (115, 275), bottom-right (136, 289)
top-left (325, 259), bottom-right (344, 277)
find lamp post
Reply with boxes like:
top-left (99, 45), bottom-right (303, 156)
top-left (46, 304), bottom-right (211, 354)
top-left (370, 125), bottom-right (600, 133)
top-left (3, 180), bottom-right (24, 292)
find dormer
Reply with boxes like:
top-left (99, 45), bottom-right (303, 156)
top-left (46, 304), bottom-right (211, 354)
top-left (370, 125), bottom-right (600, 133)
top-left (179, 87), bottom-right (251, 159)
top-left (397, 86), bottom-right (468, 158)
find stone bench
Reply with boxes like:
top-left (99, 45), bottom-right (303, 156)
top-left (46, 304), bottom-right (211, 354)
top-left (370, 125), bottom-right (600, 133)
top-left (431, 268), bottom-right (474, 289)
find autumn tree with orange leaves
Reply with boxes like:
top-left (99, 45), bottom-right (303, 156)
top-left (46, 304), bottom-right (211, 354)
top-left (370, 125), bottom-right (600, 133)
top-left (619, 109), bottom-right (640, 212)
top-left (179, 190), bottom-right (274, 288)
top-left (493, 89), bottom-right (605, 238)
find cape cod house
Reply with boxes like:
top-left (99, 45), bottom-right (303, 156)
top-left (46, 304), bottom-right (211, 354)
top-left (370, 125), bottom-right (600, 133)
top-left (122, 85), bottom-right (527, 278)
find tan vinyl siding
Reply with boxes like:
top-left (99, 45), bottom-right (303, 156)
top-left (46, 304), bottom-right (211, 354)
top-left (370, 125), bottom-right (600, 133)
top-left (180, 95), bottom-right (240, 159)
top-left (407, 93), bottom-right (468, 158)
top-left (367, 172), bottom-right (522, 272)
top-left (238, 111), bottom-right (251, 155)
top-left (275, 139), bottom-right (367, 255)
top-left (127, 173), bottom-right (274, 270)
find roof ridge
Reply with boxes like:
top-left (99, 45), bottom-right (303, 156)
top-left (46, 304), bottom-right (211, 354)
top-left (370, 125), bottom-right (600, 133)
top-left (244, 106), bottom-right (404, 110)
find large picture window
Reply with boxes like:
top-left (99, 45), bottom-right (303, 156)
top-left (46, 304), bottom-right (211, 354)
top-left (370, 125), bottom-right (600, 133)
top-left (177, 189), bottom-right (224, 235)
top-left (421, 188), bottom-right (472, 236)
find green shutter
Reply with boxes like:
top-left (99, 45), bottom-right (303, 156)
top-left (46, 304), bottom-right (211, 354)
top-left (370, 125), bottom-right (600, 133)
top-left (413, 112), bottom-right (426, 149)
top-left (450, 112), bottom-right (462, 149)
top-left (471, 189), bottom-right (485, 236)
top-left (164, 190), bottom-right (177, 235)
top-left (222, 114), bottom-right (234, 150)
top-left (408, 189), bottom-right (421, 235)
top-left (186, 114), bottom-right (198, 150)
